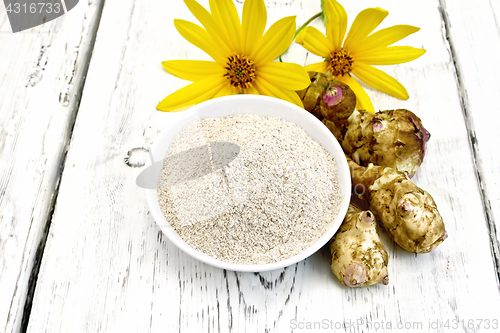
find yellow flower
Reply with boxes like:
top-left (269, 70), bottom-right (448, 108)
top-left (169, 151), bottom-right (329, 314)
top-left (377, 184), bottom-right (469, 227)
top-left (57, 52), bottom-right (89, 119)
top-left (157, 0), bottom-right (310, 111)
top-left (295, 0), bottom-right (425, 113)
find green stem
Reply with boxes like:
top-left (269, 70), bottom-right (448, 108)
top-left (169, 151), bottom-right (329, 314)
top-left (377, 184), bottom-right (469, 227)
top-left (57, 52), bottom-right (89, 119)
top-left (278, 11), bottom-right (323, 62)
top-left (321, 0), bottom-right (326, 21)
top-left (294, 11), bottom-right (322, 39)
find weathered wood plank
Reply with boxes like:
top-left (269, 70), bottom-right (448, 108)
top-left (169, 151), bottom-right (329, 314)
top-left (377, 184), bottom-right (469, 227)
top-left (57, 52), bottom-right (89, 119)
top-left (440, 0), bottom-right (500, 284)
top-left (0, 1), bottom-right (104, 332)
top-left (26, 0), bottom-right (500, 332)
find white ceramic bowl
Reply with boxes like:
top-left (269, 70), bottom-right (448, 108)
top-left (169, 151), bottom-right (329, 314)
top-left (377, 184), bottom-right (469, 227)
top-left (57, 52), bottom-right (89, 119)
top-left (144, 95), bottom-right (351, 272)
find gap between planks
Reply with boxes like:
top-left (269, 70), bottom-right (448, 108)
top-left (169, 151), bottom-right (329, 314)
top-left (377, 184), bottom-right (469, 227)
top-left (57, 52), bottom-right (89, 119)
top-left (18, 1), bottom-right (107, 332)
top-left (438, 0), bottom-right (500, 287)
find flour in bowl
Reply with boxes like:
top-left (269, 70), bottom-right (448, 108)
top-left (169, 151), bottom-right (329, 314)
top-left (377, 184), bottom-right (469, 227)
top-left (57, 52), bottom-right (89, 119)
top-left (157, 114), bottom-right (341, 265)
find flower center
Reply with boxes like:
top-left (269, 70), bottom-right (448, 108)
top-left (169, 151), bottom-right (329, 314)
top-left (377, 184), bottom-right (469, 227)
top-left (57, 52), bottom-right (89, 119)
top-left (224, 55), bottom-right (256, 91)
top-left (327, 50), bottom-right (353, 77)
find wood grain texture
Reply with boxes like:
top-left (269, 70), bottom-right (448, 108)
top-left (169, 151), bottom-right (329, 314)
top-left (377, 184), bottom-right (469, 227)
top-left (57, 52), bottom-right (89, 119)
top-left (440, 0), bottom-right (500, 284)
top-left (21, 0), bottom-right (500, 332)
top-left (0, 1), bottom-right (104, 332)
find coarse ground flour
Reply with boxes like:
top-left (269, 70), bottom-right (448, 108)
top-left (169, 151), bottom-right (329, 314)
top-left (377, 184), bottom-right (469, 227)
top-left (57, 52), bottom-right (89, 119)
top-left (157, 114), bottom-right (341, 265)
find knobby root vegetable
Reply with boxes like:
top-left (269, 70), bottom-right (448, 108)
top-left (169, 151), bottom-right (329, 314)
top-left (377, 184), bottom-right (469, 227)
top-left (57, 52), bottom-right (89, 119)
top-left (347, 156), bottom-right (447, 253)
top-left (325, 109), bottom-right (430, 177)
top-left (296, 71), bottom-right (356, 124)
top-left (330, 205), bottom-right (389, 287)
top-left (297, 71), bottom-right (429, 177)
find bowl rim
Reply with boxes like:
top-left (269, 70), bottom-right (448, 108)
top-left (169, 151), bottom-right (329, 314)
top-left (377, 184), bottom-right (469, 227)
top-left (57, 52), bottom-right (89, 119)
top-left (144, 95), bottom-right (351, 272)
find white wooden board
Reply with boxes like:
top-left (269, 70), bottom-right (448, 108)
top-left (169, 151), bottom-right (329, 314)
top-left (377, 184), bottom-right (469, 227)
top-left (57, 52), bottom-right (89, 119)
top-left (0, 1), bottom-right (104, 332)
top-left (440, 0), bottom-right (500, 283)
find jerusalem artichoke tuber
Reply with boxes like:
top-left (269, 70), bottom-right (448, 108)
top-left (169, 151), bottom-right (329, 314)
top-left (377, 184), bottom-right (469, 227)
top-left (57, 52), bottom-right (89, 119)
top-left (347, 156), bottom-right (447, 253)
top-left (325, 109), bottom-right (430, 177)
top-left (330, 205), bottom-right (389, 287)
top-left (297, 71), bottom-right (429, 177)
top-left (296, 71), bottom-right (357, 124)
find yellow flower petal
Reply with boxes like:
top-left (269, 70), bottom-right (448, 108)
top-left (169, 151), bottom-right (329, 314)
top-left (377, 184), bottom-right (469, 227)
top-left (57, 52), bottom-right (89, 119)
top-left (257, 62), bottom-right (310, 90)
top-left (245, 85), bottom-right (259, 95)
top-left (183, 0), bottom-right (233, 56)
top-left (213, 83), bottom-right (238, 98)
top-left (174, 19), bottom-right (227, 64)
top-left (251, 16), bottom-right (296, 66)
top-left (156, 75), bottom-right (228, 111)
top-left (338, 75), bottom-right (375, 113)
top-left (304, 61), bottom-right (329, 74)
top-left (351, 62), bottom-right (409, 100)
top-left (209, 0), bottom-right (242, 54)
top-left (242, 0), bottom-right (267, 55)
top-left (324, 0), bottom-right (348, 50)
top-left (161, 60), bottom-right (223, 81)
top-left (343, 7), bottom-right (388, 52)
top-left (351, 25), bottom-right (420, 53)
top-left (295, 27), bottom-right (333, 58)
top-left (354, 46), bottom-right (426, 65)
top-left (254, 78), bottom-right (304, 107)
